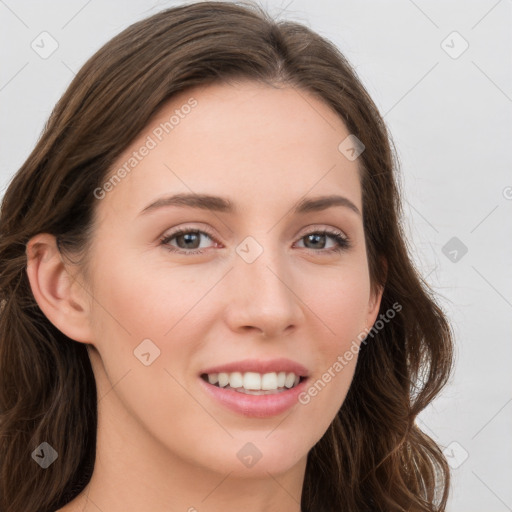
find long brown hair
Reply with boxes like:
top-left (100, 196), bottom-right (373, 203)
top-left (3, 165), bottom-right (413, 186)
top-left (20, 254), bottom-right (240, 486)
top-left (0, 2), bottom-right (454, 510)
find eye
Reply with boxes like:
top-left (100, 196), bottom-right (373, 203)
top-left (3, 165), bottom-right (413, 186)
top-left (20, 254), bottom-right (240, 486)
top-left (294, 229), bottom-right (350, 254)
top-left (159, 226), bottom-right (350, 256)
top-left (160, 228), bottom-right (218, 255)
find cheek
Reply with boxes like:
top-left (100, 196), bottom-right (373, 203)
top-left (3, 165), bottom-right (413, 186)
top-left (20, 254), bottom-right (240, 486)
top-left (299, 261), bottom-right (371, 406)
top-left (87, 252), bottom-right (215, 391)
top-left (89, 253), bottom-right (185, 340)
top-left (304, 263), bottom-right (372, 343)
top-left (296, 349), bottom-right (358, 448)
top-left (86, 257), bottom-right (211, 444)
top-left (287, 261), bottom-right (371, 426)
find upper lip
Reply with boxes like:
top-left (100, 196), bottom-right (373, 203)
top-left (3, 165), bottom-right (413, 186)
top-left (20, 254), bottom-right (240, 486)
top-left (200, 358), bottom-right (309, 377)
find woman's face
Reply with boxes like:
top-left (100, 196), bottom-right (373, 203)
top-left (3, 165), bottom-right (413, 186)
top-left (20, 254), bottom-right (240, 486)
top-left (82, 80), bottom-right (382, 477)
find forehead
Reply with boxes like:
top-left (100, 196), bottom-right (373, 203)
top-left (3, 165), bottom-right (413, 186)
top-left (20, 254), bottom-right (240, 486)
top-left (95, 80), bottom-right (362, 221)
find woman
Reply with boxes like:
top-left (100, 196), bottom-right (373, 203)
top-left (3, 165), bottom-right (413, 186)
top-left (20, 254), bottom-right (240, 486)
top-left (0, 2), bottom-right (454, 511)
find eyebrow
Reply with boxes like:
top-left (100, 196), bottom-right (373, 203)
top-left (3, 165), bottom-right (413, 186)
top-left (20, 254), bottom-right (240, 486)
top-left (139, 193), bottom-right (361, 216)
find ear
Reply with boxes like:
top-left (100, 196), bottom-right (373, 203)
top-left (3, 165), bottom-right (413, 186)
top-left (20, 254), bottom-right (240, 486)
top-left (365, 257), bottom-right (387, 329)
top-left (25, 233), bottom-right (92, 343)
top-left (366, 283), bottom-right (384, 330)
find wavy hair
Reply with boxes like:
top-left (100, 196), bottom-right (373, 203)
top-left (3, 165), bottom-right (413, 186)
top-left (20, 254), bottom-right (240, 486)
top-left (0, 2), bottom-right (454, 511)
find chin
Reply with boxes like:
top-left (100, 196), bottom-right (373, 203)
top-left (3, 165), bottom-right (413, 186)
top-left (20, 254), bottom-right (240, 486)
top-left (202, 438), bottom-right (309, 477)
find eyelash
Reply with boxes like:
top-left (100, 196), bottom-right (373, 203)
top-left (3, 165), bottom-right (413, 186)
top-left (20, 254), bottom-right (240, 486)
top-left (159, 226), bottom-right (351, 256)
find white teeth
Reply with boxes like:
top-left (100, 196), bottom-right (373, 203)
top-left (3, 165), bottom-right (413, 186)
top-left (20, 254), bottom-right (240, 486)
top-left (207, 373), bottom-right (219, 385)
top-left (218, 372), bottom-right (229, 388)
top-left (229, 371), bottom-right (244, 389)
top-left (284, 372), bottom-right (296, 388)
top-left (243, 372), bottom-right (261, 390)
top-left (204, 371), bottom-right (302, 391)
top-left (261, 372), bottom-right (278, 390)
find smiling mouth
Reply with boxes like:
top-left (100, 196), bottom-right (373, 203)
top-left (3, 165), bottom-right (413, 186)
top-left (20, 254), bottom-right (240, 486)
top-left (200, 372), bottom-right (306, 395)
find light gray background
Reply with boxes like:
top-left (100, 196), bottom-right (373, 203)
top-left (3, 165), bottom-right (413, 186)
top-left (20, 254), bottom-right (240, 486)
top-left (1, 1), bottom-right (511, 510)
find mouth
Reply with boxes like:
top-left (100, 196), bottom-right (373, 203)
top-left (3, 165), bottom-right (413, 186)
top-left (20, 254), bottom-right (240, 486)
top-left (197, 358), bottom-right (311, 417)
top-left (200, 371), bottom-right (307, 395)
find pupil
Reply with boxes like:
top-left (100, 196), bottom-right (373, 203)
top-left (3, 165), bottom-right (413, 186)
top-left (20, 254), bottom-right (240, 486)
top-left (306, 233), bottom-right (324, 249)
top-left (179, 233), bottom-right (199, 249)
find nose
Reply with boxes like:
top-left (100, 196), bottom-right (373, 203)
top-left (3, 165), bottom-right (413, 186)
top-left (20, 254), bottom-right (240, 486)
top-left (223, 240), bottom-right (304, 339)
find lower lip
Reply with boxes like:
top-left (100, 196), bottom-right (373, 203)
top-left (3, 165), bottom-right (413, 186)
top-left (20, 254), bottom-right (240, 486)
top-left (198, 376), bottom-right (309, 418)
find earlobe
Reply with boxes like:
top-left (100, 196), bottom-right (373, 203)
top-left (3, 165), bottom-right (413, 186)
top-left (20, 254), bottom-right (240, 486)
top-left (25, 233), bottom-right (92, 343)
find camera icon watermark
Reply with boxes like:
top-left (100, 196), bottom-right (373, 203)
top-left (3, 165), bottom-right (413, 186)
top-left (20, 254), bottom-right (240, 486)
top-left (443, 441), bottom-right (469, 469)
top-left (236, 442), bottom-right (262, 468)
top-left (31, 442), bottom-right (58, 469)
top-left (236, 236), bottom-right (263, 264)
top-left (442, 236), bottom-right (468, 263)
top-left (441, 31), bottom-right (469, 59)
top-left (31, 31), bottom-right (59, 59)
top-left (133, 338), bottom-right (161, 366)
top-left (338, 134), bottom-right (365, 161)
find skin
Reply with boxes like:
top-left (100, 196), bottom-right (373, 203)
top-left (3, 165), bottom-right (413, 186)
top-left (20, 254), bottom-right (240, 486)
top-left (26, 80), bottom-right (383, 512)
